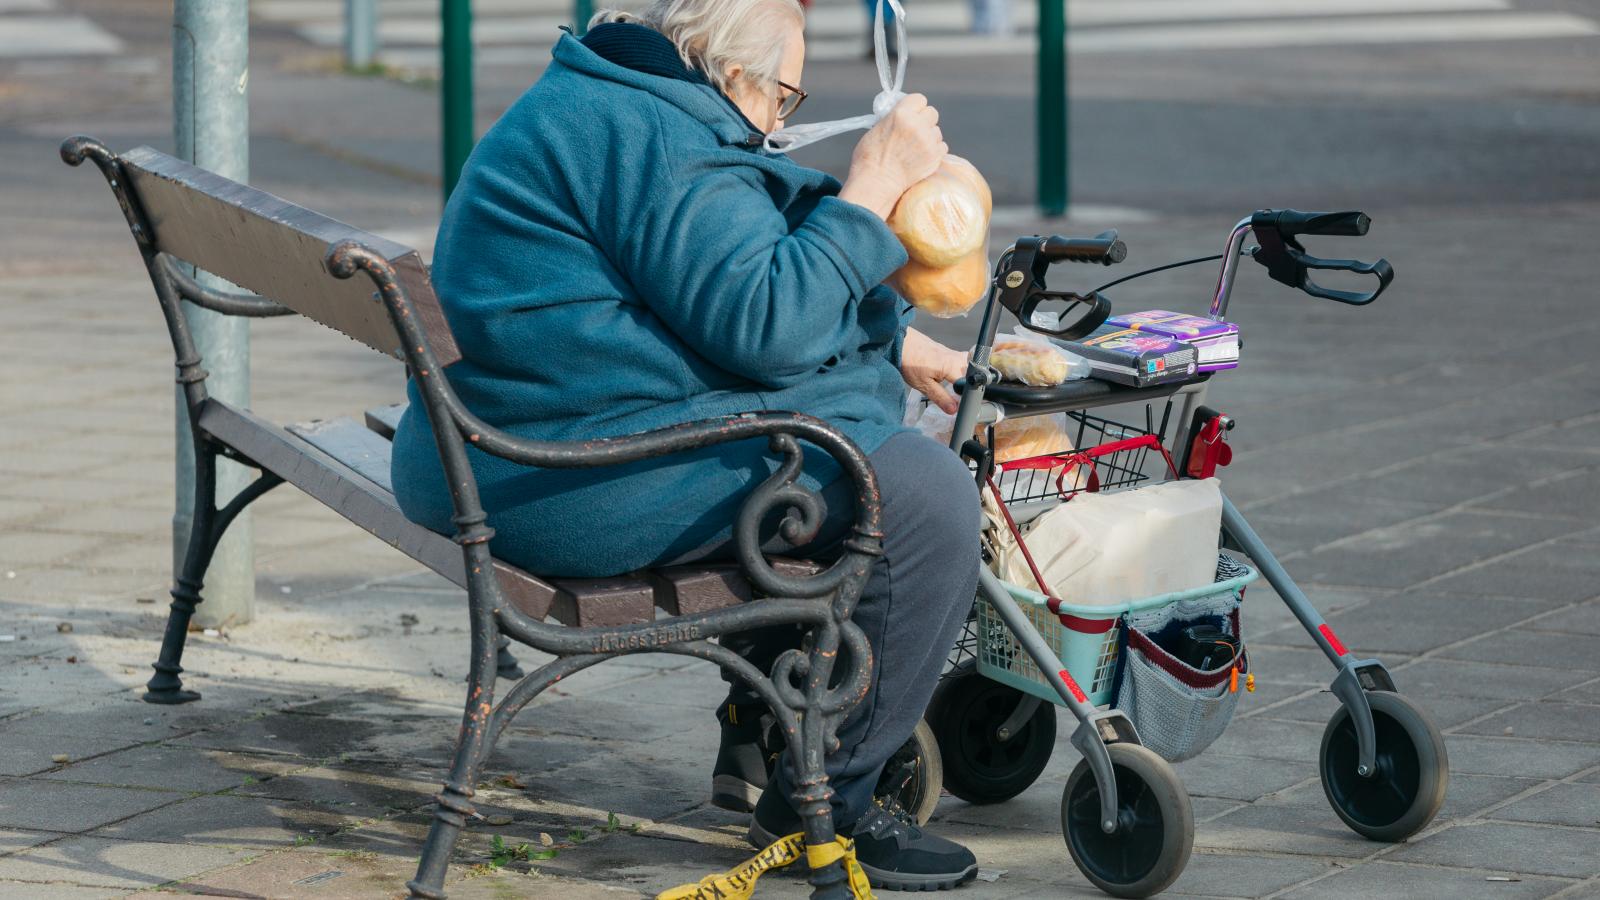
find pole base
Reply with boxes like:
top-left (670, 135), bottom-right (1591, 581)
top-left (144, 688), bottom-right (202, 705)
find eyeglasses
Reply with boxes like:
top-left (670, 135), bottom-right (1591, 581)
top-left (776, 79), bottom-right (807, 120)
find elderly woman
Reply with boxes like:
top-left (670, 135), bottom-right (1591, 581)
top-left (391, 0), bottom-right (981, 888)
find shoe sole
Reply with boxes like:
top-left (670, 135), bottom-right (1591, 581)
top-left (748, 818), bottom-right (978, 891)
top-left (711, 775), bottom-right (762, 814)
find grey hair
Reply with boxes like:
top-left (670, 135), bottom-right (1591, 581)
top-left (590, 0), bottom-right (804, 95)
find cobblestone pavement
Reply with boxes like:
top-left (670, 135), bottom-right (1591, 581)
top-left (2, 0), bottom-right (1599, 897)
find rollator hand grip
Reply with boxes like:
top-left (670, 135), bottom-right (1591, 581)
top-left (1040, 230), bottom-right (1127, 265)
top-left (1255, 209), bottom-right (1370, 238)
top-left (1251, 209), bottom-right (1394, 306)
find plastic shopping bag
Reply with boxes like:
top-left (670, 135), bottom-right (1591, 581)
top-left (764, 0), bottom-right (908, 153)
top-left (989, 328), bottom-right (1091, 386)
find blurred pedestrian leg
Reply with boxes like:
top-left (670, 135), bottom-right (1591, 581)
top-left (971, 0), bottom-right (1010, 35)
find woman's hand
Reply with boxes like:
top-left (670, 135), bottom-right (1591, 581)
top-left (900, 327), bottom-right (968, 414)
top-left (838, 94), bottom-right (948, 221)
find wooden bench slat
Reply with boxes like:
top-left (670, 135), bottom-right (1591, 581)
top-left (198, 403), bottom-right (556, 621)
top-left (364, 403), bottom-right (407, 441)
top-left (288, 418), bottom-right (395, 493)
top-left (551, 577), bottom-right (657, 628)
top-left (356, 405), bottom-right (797, 622)
top-left (251, 410), bottom-right (812, 628)
top-left (121, 146), bottom-right (461, 367)
top-left (648, 565), bottom-right (751, 616)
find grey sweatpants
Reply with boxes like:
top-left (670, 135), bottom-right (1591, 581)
top-left (714, 431), bottom-right (982, 826)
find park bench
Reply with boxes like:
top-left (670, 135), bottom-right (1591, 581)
top-left (62, 136), bottom-right (881, 900)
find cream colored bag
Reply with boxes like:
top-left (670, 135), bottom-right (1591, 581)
top-left (983, 478), bottom-right (1223, 604)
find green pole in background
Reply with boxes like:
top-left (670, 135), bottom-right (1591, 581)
top-left (442, 0), bottom-right (474, 199)
top-left (575, 0), bottom-right (593, 34)
top-left (1037, 0), bottom-right (1068, 216)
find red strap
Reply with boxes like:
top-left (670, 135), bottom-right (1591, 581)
top-left (1059, 613), bottom-right (1117, 635)
top-left (998, 434), bottom-right (1161, 472)
top-left (986, 477), bottom-right (1056, 600)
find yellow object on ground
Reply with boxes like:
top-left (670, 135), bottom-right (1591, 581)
top-left (657, 832), bottom-right (875, 900)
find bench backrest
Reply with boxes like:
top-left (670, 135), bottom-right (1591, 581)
top-left (120, 146), bottom-right (461, 367)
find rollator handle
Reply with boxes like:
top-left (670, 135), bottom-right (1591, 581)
top-left (1040, 230), bottom-right (1127, 265)
top-left (1251, 209), bottom-right (1394, 306)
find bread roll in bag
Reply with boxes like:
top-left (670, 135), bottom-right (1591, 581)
top-left (889, 249), bottom-right (990, 318)
top-left (888, 169), bottom-right (987, 268)
top-left (990, 414), bottom-right (1072, 464)
top-left (942, 155), bottom-right (992, 218)
top-left (991, 340), bottom-right (1071, 386)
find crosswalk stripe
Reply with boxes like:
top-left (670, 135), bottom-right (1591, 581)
top-left (365, 10), bottom-right (1597, 69)
top-left (807, 11), bottom-right (1600, 60)
top-left (285, 0), bottom-right (1520, 46)
top-left (0, 15), bottom-right (124, 57)
top-left (259, 0), bottom-right (1516, 25)
top-left (808, 0), bottom-right (1515, 34)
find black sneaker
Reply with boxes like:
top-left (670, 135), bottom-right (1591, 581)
top-left (711, 703), bottom-right (769, 813)
top-left (748, 789), bottom-right (978, 891)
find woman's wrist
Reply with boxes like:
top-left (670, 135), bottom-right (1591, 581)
top-left (838, 170), bottom-right (903, 221)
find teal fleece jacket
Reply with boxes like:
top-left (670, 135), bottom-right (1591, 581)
top-left (391, 33), bottom-right (915, 577)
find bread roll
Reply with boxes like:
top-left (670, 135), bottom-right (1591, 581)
top-left (890, 249), bottom-right (990, 318)
top-left (991, 414), bottom-right (1072, 464)
top-left (888, 169), bottom-right (987, 268)
top-left (991, 340), bottom-right (1071, 386)
top-left (942, 154), bottom-right (992, 218)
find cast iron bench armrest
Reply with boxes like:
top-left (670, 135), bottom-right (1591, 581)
top-left (327, 239), bottom-right (885, 604)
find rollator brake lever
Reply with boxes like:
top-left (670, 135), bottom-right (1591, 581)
top-left (1250, 209), bottom-right (1395, 306)
top-left (1015, 289), bottom-right (1112, 340)
top-left (995, 237), bottom-right (1115, 340)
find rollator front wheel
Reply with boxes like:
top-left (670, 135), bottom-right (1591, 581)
top-left (927, 660), bottom-right (1057, 804)
top-left (1062, 743), bottom-right (1192, 899)
top-left (1320, 690), bottom-right (1448, 842)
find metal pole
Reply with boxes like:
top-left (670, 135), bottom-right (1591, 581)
top-left (441, 0), bottom-right (474, 199)
top-left (1037, 0), bottom-right (1068, 216)
top-left (172, 0), bottom-right (254, 627)
top-left (344, 0), bottom-right (378, 70)
top-left (574, 0), bottom-right (594, 34)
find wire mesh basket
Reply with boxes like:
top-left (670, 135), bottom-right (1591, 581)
top-left (988, 402), bottom-right (1175, 505)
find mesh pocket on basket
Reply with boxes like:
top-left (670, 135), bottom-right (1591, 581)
top-left (1115, 605), bottom-right (1245, 763)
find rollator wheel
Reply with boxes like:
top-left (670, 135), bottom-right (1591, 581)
top-left (761, 718), bottom-right (943, 826)
top-left (927, 660), bottom-right (1057, 804)
top-left (1061, 743), bottom-right (1193, 899)
top-left (873, 719), bottom-right (943, 825)
top-left (1320, 690), bottom-right (1448, 842)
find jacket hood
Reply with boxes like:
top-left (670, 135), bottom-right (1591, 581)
top-left (551, 31), bottom-right (765, 148)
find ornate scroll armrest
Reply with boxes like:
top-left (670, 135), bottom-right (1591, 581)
top-left (326, 238), bottom-right (885, 603)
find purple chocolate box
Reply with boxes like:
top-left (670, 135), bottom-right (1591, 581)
top-left (1105, 309), bottom-right (1240, 372)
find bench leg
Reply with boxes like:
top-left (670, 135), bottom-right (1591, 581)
top-left (792, 694), bottom-right (854, 899)
top-left (144, 447), bottom-right (220, 705)
top-left (144, 451), bottom-right (281, 705)
top-left (407, 608), bottom-right (502, 899)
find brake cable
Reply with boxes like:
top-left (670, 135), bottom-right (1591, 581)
top-left (1086, 252), bottom-right (1228, 295)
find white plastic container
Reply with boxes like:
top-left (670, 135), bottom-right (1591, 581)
top-left (1015, 478), bottom-right (1222, 605)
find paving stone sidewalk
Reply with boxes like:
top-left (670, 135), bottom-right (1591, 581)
top-left (4, 0), bottom-right (1600, 889)
top-left (3, 194), bottom-right (1600, 899)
